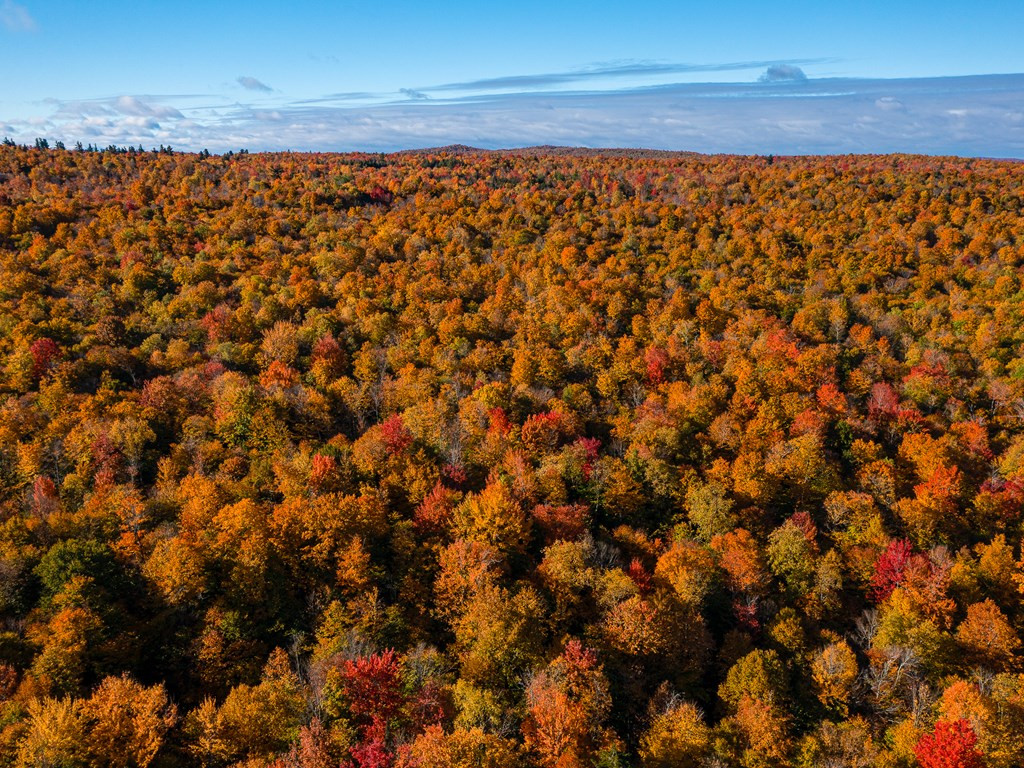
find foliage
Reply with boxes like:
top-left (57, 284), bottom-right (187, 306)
top-left (0, 144), bottom-right (1023, 766)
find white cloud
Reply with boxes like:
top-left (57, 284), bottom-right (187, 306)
top-left (113, 96), bottom-right (184, 119)
top-left (875, 97), bottom-right (904, 111)
top-left (4, 74), bottom-right (1024, 157)
top-left (0, 0), bottom-right (35, 32)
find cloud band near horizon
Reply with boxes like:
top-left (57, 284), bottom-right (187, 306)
top-left (2, 71), bottom-right (1023, 158)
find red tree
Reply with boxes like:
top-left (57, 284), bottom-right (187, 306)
top-left (309, 453), bottom-right (337, 492)
top-left (867, 382), bottom-right (900, 422)
top-left (342, 650), bottom-right (403, 739)
top-left (30, 337), bottom-right (61, 379)
top-left (869, 539), bottom-right (915, 602)
top-left (380, 415), bottom-right (413, 455)
top-left (914, 719), bottom-right (982, 768)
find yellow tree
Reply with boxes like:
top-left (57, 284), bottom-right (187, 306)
top-left (397, 725), bottom-right (522, 768)
top-left (956, 600), bottom-right (1021, 671)
top-left (185, 648), bottom-right (305, 765)
top-left (15, 697), bottom-right (84, 768)
top-left (638, 699), bottom-right (711, 768)
top-left (81, 675), bottom-right (177, 768)
top-left (811, 641), bottom-right (859, 715)
top-left (452, 477), bottom-right (531, 554)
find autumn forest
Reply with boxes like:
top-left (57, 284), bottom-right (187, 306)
top-left (0, 144), bottom-right (1023, 768)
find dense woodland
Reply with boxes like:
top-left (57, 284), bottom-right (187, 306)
top-left (0, 143), bottom-right (1023, 767)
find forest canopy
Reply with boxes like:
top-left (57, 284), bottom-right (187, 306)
top-left (0, 143), bottom-right (1023, 767)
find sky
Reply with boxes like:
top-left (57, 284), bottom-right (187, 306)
top-left (1, 0), bottom-right (1023, 156)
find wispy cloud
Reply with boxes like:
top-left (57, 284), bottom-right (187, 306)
top-left (237, 76), bottom-right (272, 93)
top-left (399, 88), bottom-right (429, 101)
top-left (48, 95), bottom-right (185, 121)
top-left (421, 59), bottom-right (830, 93)
top-left (294, 91), bottom-right (380, 104)
top-left (308, 53), bottom-right (340, 66)
top-left (5, 74), bottom-right (1024, 157)
top-left (0, 0), bottom-right (35, 32)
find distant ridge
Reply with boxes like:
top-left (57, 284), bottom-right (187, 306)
top-left (393, 144), bottom-right (707, 158)
top-left (387, 145), bottom-right (1023, 163)
top-left (393, 144), bottom-right (487, 155)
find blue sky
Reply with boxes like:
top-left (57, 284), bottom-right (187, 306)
top-left (2, 0), bottom-right (1023, 155)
